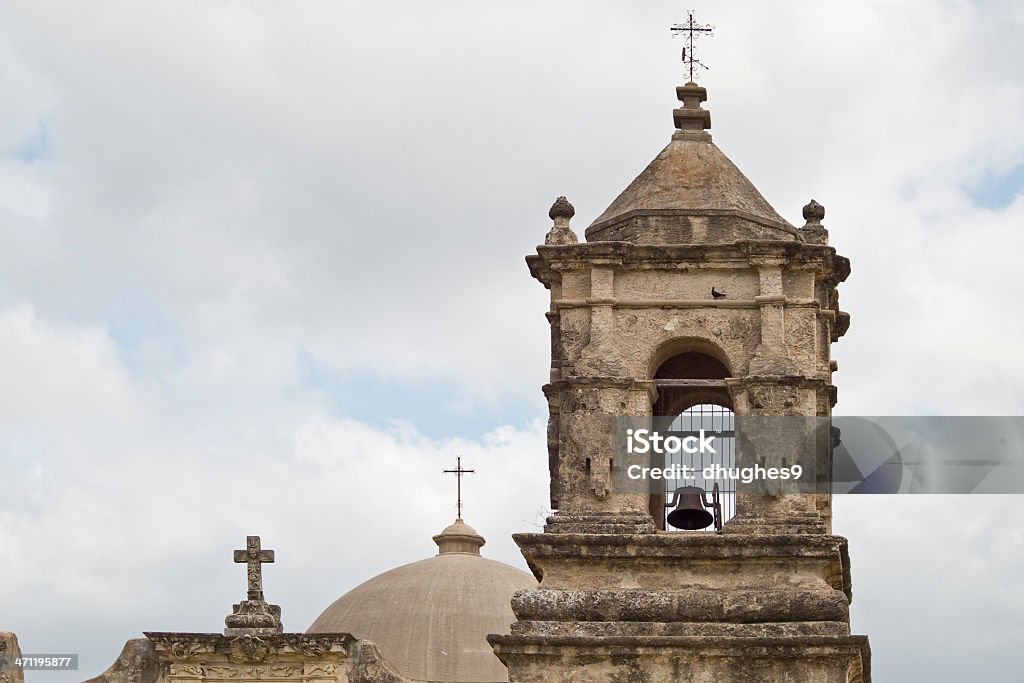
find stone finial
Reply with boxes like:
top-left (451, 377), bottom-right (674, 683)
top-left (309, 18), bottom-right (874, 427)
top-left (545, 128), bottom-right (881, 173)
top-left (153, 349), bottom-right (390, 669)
top-left (224, 536), bottom-right (284, 636)
top-left (545, 196), bottom-right (578, 245)
top-left (800, 199), bottom-right (829, 245)
top-left (802, 199), bottom-right (825, 225)
top-left (672, 83), bottom-right (712, 141)
top-left (549, 196), bottom-right (575, 221)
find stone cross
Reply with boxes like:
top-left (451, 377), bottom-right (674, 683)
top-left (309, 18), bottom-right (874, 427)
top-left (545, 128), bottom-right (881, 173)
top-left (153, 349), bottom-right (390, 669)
top-left (234, 535), bottom-right (274, 602)
top-left (670, 11), bottom-right (715, 82)
top-left (443, 456), bottom-right (475, 520)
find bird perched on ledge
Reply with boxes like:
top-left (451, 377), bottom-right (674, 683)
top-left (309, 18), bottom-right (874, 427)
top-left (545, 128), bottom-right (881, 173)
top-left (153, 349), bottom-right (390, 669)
top-left (711, 287), bottom-right (726, 299)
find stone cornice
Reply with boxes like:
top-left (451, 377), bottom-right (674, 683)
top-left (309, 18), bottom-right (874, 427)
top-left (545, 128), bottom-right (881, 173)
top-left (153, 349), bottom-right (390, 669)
top-left (511, 532), bottom-right (848, 559)
top-left (146, 633), bottom-right (355, 661)
top-left (489, 633), bottom-right (870, 658)
top-left (542, 377), bottom-right (637, 396)
top-left (511, 531), bottom-right (852, 603)
top-left (528, 241), bottom-right (850, 288)
top-left (535, 240), bottom-right (834, 265)
top-left (725, 376), bottom-right (832, 391)
top-left (511, 588), bottom-right (850, 623)
top-left (549, 297), bottom-right (825, 311)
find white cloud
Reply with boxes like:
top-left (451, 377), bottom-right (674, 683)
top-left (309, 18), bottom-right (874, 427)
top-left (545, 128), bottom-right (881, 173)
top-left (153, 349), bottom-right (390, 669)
top-left (0, 1), bottom-right (1022, 681)
top-left (0, 303), bottom-right (548, 679)
top-left (836, 495), bottom-right (1024, 677)
top-left (0, 305), bottom-right (138, 427)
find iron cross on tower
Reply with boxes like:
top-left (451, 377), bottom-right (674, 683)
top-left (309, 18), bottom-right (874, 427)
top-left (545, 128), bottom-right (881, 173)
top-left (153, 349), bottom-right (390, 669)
top-left (443, 456), bottom-right (475, 520)
top-left (234, 535), bottom-right (275, 602)
top-left (670, 11), bottom-right (715, 82)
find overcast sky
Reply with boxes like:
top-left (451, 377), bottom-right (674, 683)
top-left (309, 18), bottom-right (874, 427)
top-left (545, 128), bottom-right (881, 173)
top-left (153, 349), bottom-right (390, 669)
top-left (2, 1), bottom-right (1023, 681)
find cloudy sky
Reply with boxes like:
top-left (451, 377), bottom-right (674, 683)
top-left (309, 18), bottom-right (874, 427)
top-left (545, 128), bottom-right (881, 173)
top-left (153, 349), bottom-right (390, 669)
top-left (1, 1), bottom-right (1023, 680)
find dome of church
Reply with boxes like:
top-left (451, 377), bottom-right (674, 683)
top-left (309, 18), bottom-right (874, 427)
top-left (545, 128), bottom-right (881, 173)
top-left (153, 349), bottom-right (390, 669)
top-left (307, 519), bottom-right (536, 683)
top-left (585, 83), bottom-right (799, 245)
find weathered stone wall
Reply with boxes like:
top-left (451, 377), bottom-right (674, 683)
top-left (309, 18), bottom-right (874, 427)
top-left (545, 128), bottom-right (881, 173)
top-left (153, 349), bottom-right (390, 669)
top-left (77, 633), bottom-right (417, 683)
top-left (528, 239), bottom-right (848, 528)
top-left (490, 534), bottom-right (870, 683)
top-left (0, 632), bottom-right (26, 683)
top-left (492, 637), bottom-right (869, 683)
top-left (143, 633), bottom-right (412, 683)
top-left (84, 639), bottom-right (164, 683)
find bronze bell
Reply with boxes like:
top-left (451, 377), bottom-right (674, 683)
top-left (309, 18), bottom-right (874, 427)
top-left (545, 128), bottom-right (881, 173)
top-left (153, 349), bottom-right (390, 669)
top-left (666, 484), bottom-right (722, 531)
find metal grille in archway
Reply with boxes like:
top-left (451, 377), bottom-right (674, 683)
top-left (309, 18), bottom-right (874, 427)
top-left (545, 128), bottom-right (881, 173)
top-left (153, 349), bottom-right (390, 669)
top-left (659, 402), bottom-right (736, 530)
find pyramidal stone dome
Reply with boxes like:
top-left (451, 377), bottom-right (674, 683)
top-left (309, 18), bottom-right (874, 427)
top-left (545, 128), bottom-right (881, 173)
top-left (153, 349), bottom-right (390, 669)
top-left (307, 519), bottom-right (536, 683)
top-left (585, 83), bottom-right (800, 245)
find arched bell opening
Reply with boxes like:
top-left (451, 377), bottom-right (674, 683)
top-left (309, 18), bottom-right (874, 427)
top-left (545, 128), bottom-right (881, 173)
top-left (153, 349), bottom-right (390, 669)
top-left (649, 351), bottom-right (736, 531)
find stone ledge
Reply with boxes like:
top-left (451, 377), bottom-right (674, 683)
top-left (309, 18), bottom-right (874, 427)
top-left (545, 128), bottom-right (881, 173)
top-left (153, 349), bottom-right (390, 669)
top-left (542, 511), bottom-right (657, 535)
top-left (511, 588), bottom-right (849, 623)
top-left (722, 517), bottom-right (829, 535)
top-left (531, 238), bottom-right (838, 267)
top-left (488, 633), bottom-right (871, 682)
top-left (485, 634), bottom-right (864, 683)
top-left (146, 632), bottom-right (355, 660)
top-left (489, 632), bottom-right (869, 655)
top-left (513, 532), bottom-right (848, 558)
top-left (514, 532), bottom-right (853, 601)
top-left (145, 632), bottom-right (412, 683)
top-left (509, 620), bottom-right (851, 638)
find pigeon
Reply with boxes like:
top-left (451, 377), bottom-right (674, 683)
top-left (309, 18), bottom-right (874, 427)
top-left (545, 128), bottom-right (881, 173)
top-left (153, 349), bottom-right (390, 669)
top-left (711, 287), bottom-right (726, 300)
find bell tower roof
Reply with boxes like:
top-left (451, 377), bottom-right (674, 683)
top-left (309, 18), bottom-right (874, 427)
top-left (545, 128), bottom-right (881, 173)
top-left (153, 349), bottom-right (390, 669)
top-left (585, 83), bottom-right (798, 244)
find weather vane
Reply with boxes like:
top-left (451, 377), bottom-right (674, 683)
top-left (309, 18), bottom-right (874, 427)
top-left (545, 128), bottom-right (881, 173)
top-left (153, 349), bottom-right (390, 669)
top-left (670, 11), bottom-right (715, 82)
top-left (443, 456), bottom-right (475, 520)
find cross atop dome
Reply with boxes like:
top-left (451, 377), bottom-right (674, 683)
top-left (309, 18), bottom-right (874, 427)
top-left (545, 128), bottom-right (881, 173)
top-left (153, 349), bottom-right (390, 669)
top-left (670, 13), bottom-right (714, 142)
top-left (443, 456), bottom-right (475, 521)
top-left (670, 11), bottom-right (715, 82)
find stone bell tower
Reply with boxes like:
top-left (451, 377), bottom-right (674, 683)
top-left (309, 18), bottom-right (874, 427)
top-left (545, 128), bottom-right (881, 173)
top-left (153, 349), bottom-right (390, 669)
top-left (489, 80), bottom-right (870, 681)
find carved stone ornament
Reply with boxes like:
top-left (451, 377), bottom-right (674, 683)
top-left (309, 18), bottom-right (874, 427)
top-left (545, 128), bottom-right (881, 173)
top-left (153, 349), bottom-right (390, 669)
top-left (802, 198), bottom-right (825, 224)
top-left (261, 666), bottom-right (303, 680)
top-left (278, 634), bottom-right (351, 657)
top-left (204, 666), bottom-right (240, 679)
top-left (228, 635), bottom-right (270, 664)
top-left (169, 640), bottom-right (215, 660)
top-left (204, 665), bottom-right (301, 681)
top-left (303, 662), bottom-right (338, 677)
top-left (293, 637), bottom-right (327, 658)
top-left (548, 195), bottom-right (575, 220)
top-left (224, 599), bottom-right (283, 635)
top-left (170, 663), bottom-right (205, 677)
top-left (545, 196), bottom-right (579, 245)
